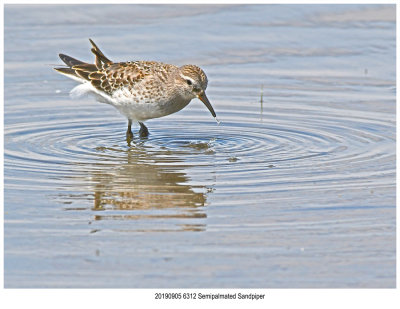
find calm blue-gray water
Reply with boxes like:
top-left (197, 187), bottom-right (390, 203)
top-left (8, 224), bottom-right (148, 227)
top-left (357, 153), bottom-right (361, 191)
top-left (4, 4), bottom-right (396, 288)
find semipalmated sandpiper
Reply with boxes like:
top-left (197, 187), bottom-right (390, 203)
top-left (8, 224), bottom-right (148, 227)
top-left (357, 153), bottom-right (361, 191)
top-left (54, 39), bottom-right (217, 141)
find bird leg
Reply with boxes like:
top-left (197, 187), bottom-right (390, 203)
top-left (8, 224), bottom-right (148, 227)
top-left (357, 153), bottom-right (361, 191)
top-left (139, 122), bottom-right (149, 138)
top-left (126, 119), bottom-right (134, 143)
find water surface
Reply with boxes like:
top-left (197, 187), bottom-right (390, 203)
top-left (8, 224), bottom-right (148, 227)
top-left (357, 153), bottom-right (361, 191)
top-left (4, 4), bottom-right (396, 288)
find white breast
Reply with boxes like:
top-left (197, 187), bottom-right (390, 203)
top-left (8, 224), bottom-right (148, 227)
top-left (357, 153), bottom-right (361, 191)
top-left (70, 82), bottom-right (192, 121)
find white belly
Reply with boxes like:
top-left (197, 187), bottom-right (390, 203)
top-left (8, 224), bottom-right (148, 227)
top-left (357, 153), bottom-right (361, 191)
top-left (71, 82), bottom-right (192, 122)
top-left (110, 87), bottom-right (192, 121)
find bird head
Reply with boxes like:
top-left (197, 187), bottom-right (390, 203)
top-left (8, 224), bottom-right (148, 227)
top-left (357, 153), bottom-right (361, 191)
top-left (176, 65), bottom-right (216, 118)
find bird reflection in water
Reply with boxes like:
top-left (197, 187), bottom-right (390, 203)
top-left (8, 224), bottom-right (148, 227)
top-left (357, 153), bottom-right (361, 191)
top-left (63, 138), bottom-right (214, 232)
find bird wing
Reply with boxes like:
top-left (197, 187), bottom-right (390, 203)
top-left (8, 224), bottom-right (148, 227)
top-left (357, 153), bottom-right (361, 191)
top-left (55, 39), bottom-right (159, 96)
top-left (87, 62), bottom-right (153, 95)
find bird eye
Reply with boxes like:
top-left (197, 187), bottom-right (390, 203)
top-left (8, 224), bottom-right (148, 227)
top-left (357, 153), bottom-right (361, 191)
top-left (186, 79), bottom-right (192, 86)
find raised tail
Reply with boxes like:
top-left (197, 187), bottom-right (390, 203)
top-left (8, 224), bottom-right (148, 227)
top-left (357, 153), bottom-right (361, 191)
top-left (54, 54), bottom-right (88, 82)
top-left (54, 39), bottom-right (113, 82)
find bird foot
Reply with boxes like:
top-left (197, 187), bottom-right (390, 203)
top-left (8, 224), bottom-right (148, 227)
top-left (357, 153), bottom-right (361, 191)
top-left (139, 122), bottom-right (149, 138)
top-left (126, 129), bottom-right (134, 145)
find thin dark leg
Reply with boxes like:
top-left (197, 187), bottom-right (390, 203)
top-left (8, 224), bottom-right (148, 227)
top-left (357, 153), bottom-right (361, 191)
top-left (139, 122), bottom-right (149, 138)
top-left (126, 119), bottom-right (133, 143)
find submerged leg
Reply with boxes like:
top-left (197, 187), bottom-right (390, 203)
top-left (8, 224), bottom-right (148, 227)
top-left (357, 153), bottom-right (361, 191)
top-left (126, 119), bottom-right (133, 143)
top-left (139, 122), bottom-right (149, 138)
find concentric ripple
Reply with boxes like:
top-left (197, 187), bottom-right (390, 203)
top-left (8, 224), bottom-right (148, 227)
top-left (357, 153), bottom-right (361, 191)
top-left (5, 100), bottom-right (395, 211)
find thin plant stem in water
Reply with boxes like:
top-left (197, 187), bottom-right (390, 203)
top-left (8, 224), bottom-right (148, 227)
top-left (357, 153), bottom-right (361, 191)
top-left (260, 84), bottom-right (264, 122)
